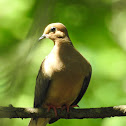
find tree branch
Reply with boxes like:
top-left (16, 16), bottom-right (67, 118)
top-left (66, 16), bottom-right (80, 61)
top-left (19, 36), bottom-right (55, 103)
top-left (0, 105), bottom-right (126, 119)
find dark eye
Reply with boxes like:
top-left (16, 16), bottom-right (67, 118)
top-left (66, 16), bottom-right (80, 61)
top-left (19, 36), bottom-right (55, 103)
top-left (50, 27), bottom-right (56, 32)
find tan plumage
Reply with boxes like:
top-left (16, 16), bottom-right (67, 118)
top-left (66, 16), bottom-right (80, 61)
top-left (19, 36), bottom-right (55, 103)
top-left (29, 23), bottom-right (92, 126)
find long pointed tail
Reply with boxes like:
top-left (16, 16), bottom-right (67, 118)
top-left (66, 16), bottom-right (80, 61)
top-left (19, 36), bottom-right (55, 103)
top-left (28, 118), bottom-right (50, 126)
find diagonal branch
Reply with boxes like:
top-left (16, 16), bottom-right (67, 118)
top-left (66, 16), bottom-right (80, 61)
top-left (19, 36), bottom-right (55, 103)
top-left (0, 105), bottom-right (126, 119)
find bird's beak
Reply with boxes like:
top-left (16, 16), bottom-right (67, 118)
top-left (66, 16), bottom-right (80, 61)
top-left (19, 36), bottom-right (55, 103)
top-left (38, 34), bottom-right (46, 41)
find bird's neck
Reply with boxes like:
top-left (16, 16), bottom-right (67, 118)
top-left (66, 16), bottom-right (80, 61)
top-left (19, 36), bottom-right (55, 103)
top-left (51, 39), bottom-right (74, 61)
top-left (54, 37), bottom-right (73, 47)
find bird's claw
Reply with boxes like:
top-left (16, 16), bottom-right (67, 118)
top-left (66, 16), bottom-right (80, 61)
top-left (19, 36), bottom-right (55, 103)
top-left (47, 105), bottom-right (60, 116)
top-left (61, 104), bottom-right (79, 112)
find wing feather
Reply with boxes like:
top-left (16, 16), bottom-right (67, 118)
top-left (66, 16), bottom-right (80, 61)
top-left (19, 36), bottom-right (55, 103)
top-left (34, 60), bottom-right (51, 108)
top-left (71, 71), bottom-right (92, 106)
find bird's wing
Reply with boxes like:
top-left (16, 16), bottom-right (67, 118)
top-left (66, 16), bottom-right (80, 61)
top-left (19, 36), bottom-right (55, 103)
top-left (71, 71), bottom-right (92, 106)
top-left (34, 60), bottom-right (51, 108)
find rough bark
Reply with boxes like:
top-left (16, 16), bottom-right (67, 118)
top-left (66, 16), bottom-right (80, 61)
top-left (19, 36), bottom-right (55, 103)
top-left (0, 105), bottom-right (126, 119)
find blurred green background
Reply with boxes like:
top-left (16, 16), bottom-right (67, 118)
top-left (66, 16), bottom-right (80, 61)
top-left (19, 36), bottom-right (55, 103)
top-left (0, 0), bottom-right (126, 126)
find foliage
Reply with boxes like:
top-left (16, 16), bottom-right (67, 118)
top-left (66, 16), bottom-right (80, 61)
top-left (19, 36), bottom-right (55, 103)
top-left (0, 0), bottom-right (126, 126)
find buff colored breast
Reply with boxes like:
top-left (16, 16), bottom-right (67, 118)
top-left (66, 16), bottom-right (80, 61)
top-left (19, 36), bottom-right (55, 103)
top-left (42, 43), bottom-right (90, 107)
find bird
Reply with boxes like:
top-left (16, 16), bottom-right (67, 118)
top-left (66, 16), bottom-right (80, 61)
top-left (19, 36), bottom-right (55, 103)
top-left (28, 23), bottom-right (92, 126)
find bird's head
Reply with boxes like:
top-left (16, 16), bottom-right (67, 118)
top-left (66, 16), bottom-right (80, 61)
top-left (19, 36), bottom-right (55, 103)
top-left (39, 23), bottom-right (70, 43)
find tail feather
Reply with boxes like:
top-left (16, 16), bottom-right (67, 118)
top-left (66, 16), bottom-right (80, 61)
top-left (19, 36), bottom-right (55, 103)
top-left (28, 118), bottom-right (50, 126)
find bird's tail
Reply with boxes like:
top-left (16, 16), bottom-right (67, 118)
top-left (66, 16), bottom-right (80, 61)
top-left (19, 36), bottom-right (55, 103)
top-left (28, 118), bottom-right (50, 126)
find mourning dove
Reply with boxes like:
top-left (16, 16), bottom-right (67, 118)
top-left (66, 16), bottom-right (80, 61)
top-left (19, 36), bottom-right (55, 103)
top-left (28, 23), bottom-right (92, 126)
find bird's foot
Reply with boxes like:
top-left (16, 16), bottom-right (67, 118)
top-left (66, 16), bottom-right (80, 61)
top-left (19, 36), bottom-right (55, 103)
top-left (61, 105), bottom-right (70, 112)
top-left (62, 104), bottom-right (79, 112)
top-left (47, 105), bottom-right (60, 116)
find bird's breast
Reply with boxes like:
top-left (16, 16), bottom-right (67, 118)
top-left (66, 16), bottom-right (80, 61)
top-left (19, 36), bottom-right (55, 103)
top-left (43, 55), bottom-right (85, 107)
top-left (43, 52), bottom-right (65, 77)
top-left (42, 45), bottom-right (90, 107)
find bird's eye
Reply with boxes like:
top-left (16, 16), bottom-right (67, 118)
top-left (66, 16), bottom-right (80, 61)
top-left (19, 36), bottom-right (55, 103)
top-left (50, 27), bottom-right (56, 32)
